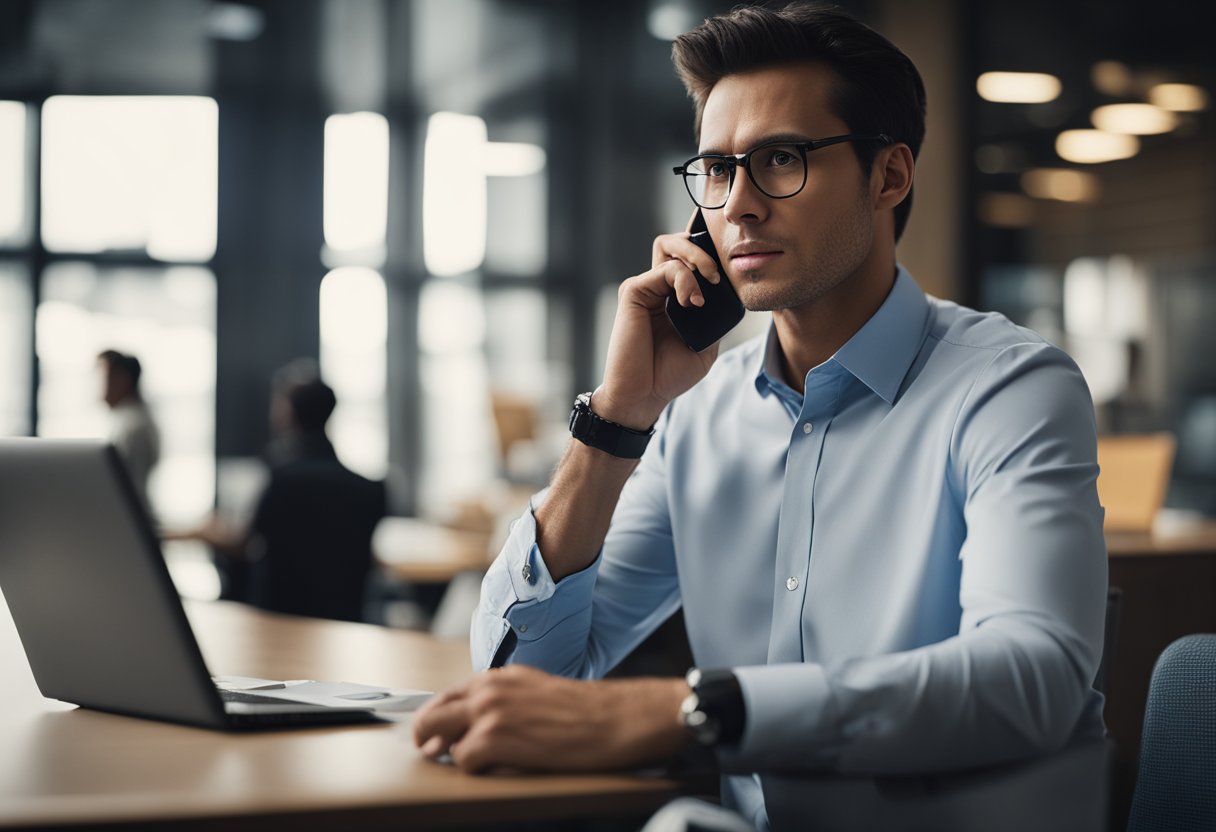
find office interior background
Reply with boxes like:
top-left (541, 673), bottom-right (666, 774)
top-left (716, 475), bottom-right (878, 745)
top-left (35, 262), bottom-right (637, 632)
top-left (1, 0), bottom-right (1214, 826)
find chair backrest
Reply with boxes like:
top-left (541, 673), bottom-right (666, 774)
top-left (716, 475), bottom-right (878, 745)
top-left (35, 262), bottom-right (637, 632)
top-left (1096, 433), bottom-right (1176, 532)
top-left (1127, 634), bottom-right (1216, 832)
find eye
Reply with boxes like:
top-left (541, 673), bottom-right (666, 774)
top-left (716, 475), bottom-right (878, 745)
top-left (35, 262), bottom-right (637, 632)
top-left (760, 147), bottom-right (797, 168)
top-left (706, 160), bottom-right (729, 178)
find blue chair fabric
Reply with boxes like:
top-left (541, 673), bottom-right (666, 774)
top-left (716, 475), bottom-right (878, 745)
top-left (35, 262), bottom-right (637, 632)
top-left (1127, 634), bottom-right (1216, 832)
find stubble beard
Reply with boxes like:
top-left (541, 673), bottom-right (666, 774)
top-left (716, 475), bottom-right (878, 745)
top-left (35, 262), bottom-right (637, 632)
top-left (735, 189), bottom-right (874, 314)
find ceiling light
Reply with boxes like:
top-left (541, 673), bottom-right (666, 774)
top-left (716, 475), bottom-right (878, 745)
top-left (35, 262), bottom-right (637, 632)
top-left (1056, 130), bottom-right (1140, 164)
top-left (647, 2), bottom-right (699, 40)
top-left (976, 72), bottom-right (1062, 103)
top-left (207, 3), bottom-right (265, 41)
top-left (1149, 83), bottom-right (1209, 112)
top-left (1091, 103), bottom-right (1178, 135)
top-left (1020, 168), bottom-right (1101, 203)
top-left (1091, 61), bottom-right (1133, 97)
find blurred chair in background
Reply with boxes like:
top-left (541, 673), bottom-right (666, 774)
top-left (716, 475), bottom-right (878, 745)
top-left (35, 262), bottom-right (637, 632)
top-left (489, 390), bottom-right (538, 478)
top-left (1126, 634), bottom-right (1216, 832)
top-left (1096, 433), bottom-right (1176, 533)
top-left (167, 360), bottom-right (385, 622)
top-left (98, 349), bottom-right (161, 513)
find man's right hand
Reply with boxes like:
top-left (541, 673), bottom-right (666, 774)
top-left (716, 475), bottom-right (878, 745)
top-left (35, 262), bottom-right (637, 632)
top-left (534, 218), bottom-right (730, 581)
top-left (592, 220), bottom-right (728, 429)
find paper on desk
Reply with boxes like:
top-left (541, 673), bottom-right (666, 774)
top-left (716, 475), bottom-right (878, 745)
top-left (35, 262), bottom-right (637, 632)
top-left (213, 675), bottom-right (433, 713)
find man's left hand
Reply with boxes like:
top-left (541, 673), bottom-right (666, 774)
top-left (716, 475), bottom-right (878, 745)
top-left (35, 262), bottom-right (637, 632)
top-left (411, 664), bottom-right (689, 774)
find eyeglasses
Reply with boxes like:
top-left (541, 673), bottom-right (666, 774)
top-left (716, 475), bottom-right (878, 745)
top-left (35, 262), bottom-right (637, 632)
top-left (672, 134), bottom-right (892, 210)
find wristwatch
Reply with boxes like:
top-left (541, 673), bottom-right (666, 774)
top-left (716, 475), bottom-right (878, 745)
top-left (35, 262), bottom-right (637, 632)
top-left (681, 667), bottom-right (746, 747)
top-left (568, 392), bottom-right (654, 459)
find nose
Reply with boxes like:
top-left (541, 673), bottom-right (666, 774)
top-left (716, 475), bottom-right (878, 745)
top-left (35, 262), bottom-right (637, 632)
top-left (721, 164), bottom-right (768, 226)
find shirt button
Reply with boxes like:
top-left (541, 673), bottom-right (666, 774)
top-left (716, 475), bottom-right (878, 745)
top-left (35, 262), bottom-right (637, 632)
top-left (519, 624), bottom-right (528, 633)
top-left (802, 422), bottom-right (813, 434)
top-left (786, 576), bottom-right (798, 591)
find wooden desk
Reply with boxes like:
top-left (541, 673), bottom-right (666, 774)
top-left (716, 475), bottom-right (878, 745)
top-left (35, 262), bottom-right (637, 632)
top-left (0, 597), bottom-right (676, 831)
top-left (1104, 520), bottom-right (1216, 831)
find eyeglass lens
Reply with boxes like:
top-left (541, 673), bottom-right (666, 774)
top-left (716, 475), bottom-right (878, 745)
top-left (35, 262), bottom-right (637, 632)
top-left (684, 144), bottom-right (807, 208)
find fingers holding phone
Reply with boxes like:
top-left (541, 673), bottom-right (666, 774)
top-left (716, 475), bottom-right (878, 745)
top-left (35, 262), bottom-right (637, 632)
top-left (663, 210), bottom-right (745, 352)
top-left (595, 256), bottom-right (720, 429)
top-left (594, 211), bottom-right (743, 429)
top-left (652, 221), bottom-right (721, 285)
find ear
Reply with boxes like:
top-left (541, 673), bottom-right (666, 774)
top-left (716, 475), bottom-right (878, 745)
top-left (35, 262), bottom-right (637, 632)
top-left (871, 143), bottom-right (914, 212)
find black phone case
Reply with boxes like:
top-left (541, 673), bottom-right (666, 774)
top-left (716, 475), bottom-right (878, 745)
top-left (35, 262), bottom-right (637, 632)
top-left (664, 212), bottom-right (745, 352)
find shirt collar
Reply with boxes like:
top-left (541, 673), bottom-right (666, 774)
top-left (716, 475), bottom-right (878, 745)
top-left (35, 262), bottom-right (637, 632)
top-left (753, 265), bottom-right (930, 405)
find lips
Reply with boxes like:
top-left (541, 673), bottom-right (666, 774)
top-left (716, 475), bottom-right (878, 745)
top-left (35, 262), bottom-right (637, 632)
top-left (728, 243), bottom-right (783, 271)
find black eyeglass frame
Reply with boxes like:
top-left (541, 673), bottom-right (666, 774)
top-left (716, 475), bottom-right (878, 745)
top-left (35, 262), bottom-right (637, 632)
top-left (672, 133), bottom-right (893, 209)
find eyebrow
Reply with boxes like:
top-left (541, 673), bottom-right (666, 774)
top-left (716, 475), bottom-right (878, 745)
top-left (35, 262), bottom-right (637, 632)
top-left (697, 132), bottom-right (816, 156)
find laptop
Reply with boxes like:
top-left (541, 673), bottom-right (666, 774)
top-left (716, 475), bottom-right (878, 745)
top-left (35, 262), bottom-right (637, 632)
top-left (0, 437), bottom-right (395, 730)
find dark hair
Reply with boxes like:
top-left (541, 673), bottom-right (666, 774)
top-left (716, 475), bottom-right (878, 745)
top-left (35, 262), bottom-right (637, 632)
top-left (272, 359), bottom-right (336, 433)
top-left (98, 349), bottom-right (143, 389)
top-left (672, 3), bottom-right (926, 241)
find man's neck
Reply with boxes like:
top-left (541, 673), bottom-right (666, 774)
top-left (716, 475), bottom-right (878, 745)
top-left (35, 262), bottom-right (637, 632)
top-left (772, 254), bottom-right (898, 394)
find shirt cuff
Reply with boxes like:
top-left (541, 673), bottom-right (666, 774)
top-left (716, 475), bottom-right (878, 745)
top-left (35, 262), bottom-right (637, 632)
top-left (718, 663), bottom-right (840, 772)
top-left (471, 499), bottom-right (602, 670)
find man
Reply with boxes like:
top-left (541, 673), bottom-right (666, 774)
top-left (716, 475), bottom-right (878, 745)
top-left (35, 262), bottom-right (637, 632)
top-left (98, 349), bottom-right (161, 512)
top-left (172, 361), bottom-right (385, 621)
top-left (413, 5), bottom-right (1107, 828)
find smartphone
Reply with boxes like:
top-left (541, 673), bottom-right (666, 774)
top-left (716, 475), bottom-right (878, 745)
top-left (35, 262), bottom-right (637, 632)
top-left (664, 210), bottom-right (744, 352)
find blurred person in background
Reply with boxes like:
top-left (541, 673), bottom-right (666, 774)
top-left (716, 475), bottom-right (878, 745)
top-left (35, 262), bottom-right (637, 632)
top-left (98, 349), bottom-right (160, 512)
top-left (169, 360), bottom-right (385, 622)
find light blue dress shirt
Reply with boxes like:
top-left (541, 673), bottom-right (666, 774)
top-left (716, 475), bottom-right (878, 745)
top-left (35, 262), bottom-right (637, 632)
top-left (472, 267), bottom-right (1108, 829)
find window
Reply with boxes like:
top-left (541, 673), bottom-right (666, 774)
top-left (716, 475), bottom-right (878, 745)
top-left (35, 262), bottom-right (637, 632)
top-left (0, 101), bottom-right (28, 247)
top-left (423, 111), bottom-right (547, 277)
top-left (40, 96), bottom-right (218, 261)
top-left (0, 264), bottom-right (31, 435)
top-left (418, 279), bottom-right (496, 515)
top-left (36, 263), bottom-right (217, 526)
top-left (323, 112), bottom-right (389, 264)
top-left (424, 112), bottom-right (489, 277)
top-left (319, 266), bottom-right (388, 479)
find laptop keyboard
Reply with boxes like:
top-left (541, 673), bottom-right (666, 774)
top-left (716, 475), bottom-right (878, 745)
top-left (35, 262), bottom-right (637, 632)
top-left (218, 689), bottom-right (305, 706)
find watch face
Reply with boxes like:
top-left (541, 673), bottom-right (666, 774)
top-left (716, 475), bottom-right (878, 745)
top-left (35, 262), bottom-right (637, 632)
top-left (682, 667), bottom-right (743, 746)
top-left (569, 403), bottom-right (592, 436)
top-left (681, 692), bottom-right (720, 745)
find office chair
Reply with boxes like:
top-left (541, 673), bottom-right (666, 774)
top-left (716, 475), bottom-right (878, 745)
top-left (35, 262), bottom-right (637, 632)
top-left (1126, 634), bottom-right (1216, 832)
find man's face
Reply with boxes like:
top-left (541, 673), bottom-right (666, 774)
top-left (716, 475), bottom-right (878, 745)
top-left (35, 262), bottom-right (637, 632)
top-left (698, 63), bottom-right (877, 313)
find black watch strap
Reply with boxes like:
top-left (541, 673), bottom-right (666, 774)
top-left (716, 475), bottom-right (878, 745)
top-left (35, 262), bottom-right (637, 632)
top-left (568, 392), bottom-right (654, 459)
top-left (681, 667), bottom-right (746, 747)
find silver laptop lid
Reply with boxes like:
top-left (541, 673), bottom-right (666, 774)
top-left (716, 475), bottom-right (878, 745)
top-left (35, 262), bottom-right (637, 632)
top-left (0, 438), bottom-right (227, 729)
